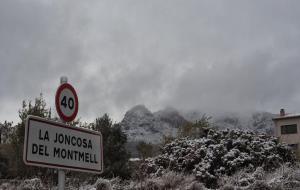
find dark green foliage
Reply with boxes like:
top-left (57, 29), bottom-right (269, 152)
top-left (11, 93), bottom-right (51, 149)
top-left (0, 121), bottom-right (13, 144)
top-left (161, 135), bottom-right (175, 146)
top-left (177, 114), bottom-right (211, 138)
top-left (10, 93), bottom-right (52, 177)
top-left (92, 114), bottom-right (131, 179)
top-left (0, 152), bottom-right (8, 178)
top-left (136, 141), bottom-right (154, 159)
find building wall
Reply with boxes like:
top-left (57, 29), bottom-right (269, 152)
top-left (274, 117), bottom-right (300, 145)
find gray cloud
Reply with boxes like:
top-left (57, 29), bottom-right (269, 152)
top-left (1, 0), bottom-right (300, 123)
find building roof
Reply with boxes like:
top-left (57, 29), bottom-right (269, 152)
top-left (273, 113), bottom-right (300, 120)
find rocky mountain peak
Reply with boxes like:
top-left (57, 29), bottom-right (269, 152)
top-left (154, 107), bottom-right (188, 128)
top-left (125, 104), bottom-right (153, 118)
top-left (121, 105), bottom-right (275, 146)
top-left (120, 105), bottom-right (186, 144)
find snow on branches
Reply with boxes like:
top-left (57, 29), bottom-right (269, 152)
top-left (141, 129), bottom-right (295, 188)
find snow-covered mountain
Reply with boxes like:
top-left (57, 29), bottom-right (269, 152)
top-left (213, 112), bottom-right (275, 135)
top-left (120, 106), bottom-right (275, 147)
top-left (182, 110), bottom-right (275, 135)
top-left (120, 105), bottom-right (188, 144)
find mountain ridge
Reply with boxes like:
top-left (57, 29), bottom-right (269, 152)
top-left (120, 105), bottom-right (275, 145)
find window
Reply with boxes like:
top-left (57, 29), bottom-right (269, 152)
top-left (281, 124), bottom-right (297, 134)
top-left (289, 144), bottom-right (298, 150)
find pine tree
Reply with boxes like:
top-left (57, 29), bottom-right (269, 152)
top-left (10, 93), bottom-right (51, 177)
top-left (92, 114), bottom-right (131, 179)
top-left (0, 121), bottom-right (13, 144)
top-left (178, 114), bottom-right (211, 138)
top-left (136, 141), bottom-right (154, 159)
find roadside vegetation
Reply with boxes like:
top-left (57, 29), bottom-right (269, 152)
top-left (0, 94), bottom-right (130, 181)
top-left (0, 94), bottom-right (298, 189)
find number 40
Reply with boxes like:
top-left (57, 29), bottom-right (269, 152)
top-left (61, 96), bottom-right (74, 109)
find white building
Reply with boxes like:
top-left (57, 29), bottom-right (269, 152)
top-left (273, 109), bottom-right (300, 152)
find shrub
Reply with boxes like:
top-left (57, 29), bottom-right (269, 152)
top-left (0, 152), bottom-right (8, 178)
top-left (247, 180), bottom-right (271, 190)
top-left (94, 178), bottom-right (112, 190)
top-left (141, 129), bottom-right (295, 188)
top-left (19, 178), bottom-right (44, 190)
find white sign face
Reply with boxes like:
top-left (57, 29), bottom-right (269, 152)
top-left (55, 83), bottom-right (79, 122)
top-left (23, 116), bottom-right (103, 174)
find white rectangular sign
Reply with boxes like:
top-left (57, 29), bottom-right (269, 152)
top-left (23, 116), bottom-right (103, 174)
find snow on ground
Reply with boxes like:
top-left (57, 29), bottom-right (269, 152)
top-left (2, 166), bottom-right (300, 190)
top-left (0, 129), bottom-right (297, 189)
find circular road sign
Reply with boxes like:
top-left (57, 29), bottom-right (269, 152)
top-left (55, 83), bottom-right (79, 122)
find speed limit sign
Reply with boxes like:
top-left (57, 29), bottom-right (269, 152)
top-left (55, 83), bottom-right (79, 122)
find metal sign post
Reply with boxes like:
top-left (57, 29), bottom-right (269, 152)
top-left (58, 76), bottom-right (67, 190)
top-left (58, 169), bottom-right (65, 190)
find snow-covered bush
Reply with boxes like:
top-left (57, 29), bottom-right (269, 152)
top-left (17, 178), bottom-right (44, 190)
top-left (140, 129), bottom-right (295, 188)
top-left (93, 178), bottom-right (112, 190)
top-left (247, 180), bottom-right (271, 190)
top-left (110, 177), bottom-right (128, 190)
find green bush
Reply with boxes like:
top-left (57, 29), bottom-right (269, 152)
top-left (92, 114), bottom-right (131, 179)
top-left (136, 141), bottom-right (154, 159)
top-left (0, 152), bottom-right (8, 178)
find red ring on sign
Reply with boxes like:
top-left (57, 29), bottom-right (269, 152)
top-left (55, 83), bottom-right (79, 122)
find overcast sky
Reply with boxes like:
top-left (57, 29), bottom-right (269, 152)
top-left (1, 0), bottom-right (300, 123)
